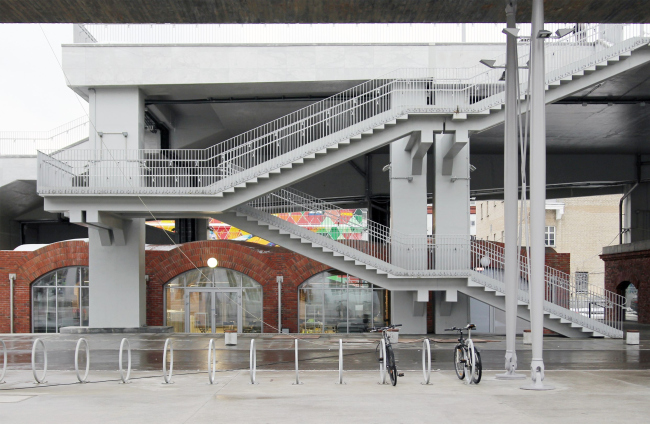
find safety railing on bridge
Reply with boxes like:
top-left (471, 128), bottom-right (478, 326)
top-left (38, 24), bottom-right (649, 196)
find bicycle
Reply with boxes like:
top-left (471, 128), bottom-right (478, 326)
top-left (370, 324), bottom-right (403, 386)
top-left (445, 324), bottom-right (482, 384)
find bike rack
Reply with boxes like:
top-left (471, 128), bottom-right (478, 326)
top-left (379, 339), bottom-right (387, 385)
top-left (119, 338), bottom-right (132, 384)
top-left (292, 339), bottom-right (302, 385)
top-left (0, 340), bottom-right (7, 384)
top-left (421, 339), bottom-right (431, 385)
top-left (465, 340), bottom-right (475, 385)
top-left (208, 339), bottom-right (217, 385)
top-left (162, 338), bottom-right (174, 384)
top-left (31, 338), bottom-right (47, 384)
top-left (337, 339), bottom-right (344, 385)
top-left (75, 338), bottom-right (90, 383)
top-left (249, 339), bottom-right (258, 385)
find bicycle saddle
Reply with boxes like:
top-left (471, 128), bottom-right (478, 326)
top-left (465, 324), bottom-right (476, 330)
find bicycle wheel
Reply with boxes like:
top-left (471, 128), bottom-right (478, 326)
top-left (386, 345), bottom-right (397, 386)
top-left (471, 349), bottom-right (482, 384)
top-left (453, 345), bottom-right (465, 380)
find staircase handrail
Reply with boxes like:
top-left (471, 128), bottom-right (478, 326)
top-left (1, 116), bottom-right (89, 157)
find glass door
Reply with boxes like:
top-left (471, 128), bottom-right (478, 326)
top-left (214, 291), bottom-right (240, 333)
top-left (187, 290), bottom-right (212, 333)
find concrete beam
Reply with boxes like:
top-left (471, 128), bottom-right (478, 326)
top-left (403, 131), bottom-right (432, 176)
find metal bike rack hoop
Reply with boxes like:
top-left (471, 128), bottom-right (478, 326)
top-left (293, 339), bottom-right (302, 385)
top-left (208, 339), bottom-right (217, 385)
top-left (422, 339), bottom-right (431, 385)
top-left (337, 339), bottom-right (345, 385)
top-left (31, 338), bottom-right (47, 384)
top-left (466, 340), bottom-right (476, 385)
top-left (119, 338), bottom-right (132, 384)
top-left (249, 339), bottom-right (258, 385)
top-left (0, 340), bottom-right (7, 384)
top-left (163, 338), bottom-right (174, 384)
top-left (75, 338), bottom-right (90, 383)
top-left (379, 339), bottom-right (387, 385)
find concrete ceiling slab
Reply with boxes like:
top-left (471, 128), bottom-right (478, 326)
top-left (3, 1), bottom-right (650, 24)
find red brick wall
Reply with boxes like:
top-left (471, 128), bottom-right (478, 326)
top-left (0, 240), bottom-right (328, 333)
top-left (0, 239), bottom-right (572, 333)
top-left (601, 249), bottom-right (649, 324)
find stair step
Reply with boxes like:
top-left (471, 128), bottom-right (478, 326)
top-left (386, 120), bottom-right (397, 126)
top-left (351, 134), bottom-right (362, 140)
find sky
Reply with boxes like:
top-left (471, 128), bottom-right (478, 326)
top-left (0, 24), bottom-right (88, 132)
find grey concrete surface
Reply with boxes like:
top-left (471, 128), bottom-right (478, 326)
top-left (0, 370), bottom-right (648, 423)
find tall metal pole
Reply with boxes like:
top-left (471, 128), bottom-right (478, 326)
top-left (497, 0), bottom-right (525, 380)
top-left (522, 0), bottom-right (553, 390)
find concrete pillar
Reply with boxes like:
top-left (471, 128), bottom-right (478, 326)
top-left (89, 87), bottom-right (145, 150)
top-left (89, 218), bottom-right (146, 328)
top-left (391, 291), bottom-right (427, 334)
top-left (434, 131), bottom-right (470, 269)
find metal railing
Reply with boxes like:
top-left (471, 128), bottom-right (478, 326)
top-left (78, 23), bottom-right (650, 45)
top-left (1, 116), bottom-right (89, 157)
top-left (470, 240), bottom-right (625, 336)
top-left (38, 24), bottom-right (649, 195)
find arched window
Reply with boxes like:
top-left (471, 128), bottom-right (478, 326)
top-left (298, 270), bottom-right (388, 334)
top-left (164, 267), bottom-right (263, 333)
top-left (31, 266), bottom-right (89, 333)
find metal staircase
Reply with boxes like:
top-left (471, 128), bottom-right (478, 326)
top-left (35, 24), bottom-right (646, 338)
top-left (224, 187), bottom-right (625, 338)
top-left (38, 24), bottom-right (649, 200)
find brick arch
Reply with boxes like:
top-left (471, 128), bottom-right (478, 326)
top-left (9, 240), bottom-right (89, 333)
top-left (145, 241), bottom-right (329, 333)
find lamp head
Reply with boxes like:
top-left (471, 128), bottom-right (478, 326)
top-left (555, 28), bottom-right (575, 39)
top-left (207, 257), bottom-right (218, 268)
top-left (479, 59), bottom-right (497, 69)
top-left (502, 27), bottom-right (520, 38)
top-left (537, 29), bottom-right (553, 39)
top-left (382, 164), bottom-right (391, 172)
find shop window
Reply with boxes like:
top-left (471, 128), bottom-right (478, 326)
top-left (32, 266), bottom-right (89, 333)
top-left (298, 270), bottom-right (388, 334)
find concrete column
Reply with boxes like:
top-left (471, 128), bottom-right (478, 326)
top-left (497, 0), bottom-right (526, 381)
top-left (391, 291), bottom-right (427, 334)
top-left (89, 218), bottom-right (146, 328)
top-left (389, 131), bottom-right (430, 269)
top-left (435, 131), bottom-right (470, 270)
top-left (89, 87), bottom-right (145, 150)
top-left (523, 0), bottom-right (553, 390)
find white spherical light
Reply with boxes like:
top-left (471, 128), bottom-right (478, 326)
top-left (207, 257), bottom-right (218, 268)
top-left (480, 256), bottom-right (491, 268)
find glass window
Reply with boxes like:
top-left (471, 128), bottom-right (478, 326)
top-left (164, 266), bottom-right (263, 333)
top-left (575, 272), bottom-right (589, 294)
top-left (545, 226), bottom-right (556, 247)
top-left (298, 270), bottom-right (389, 334)
top-left (32, 266), bottom-right (89, 333)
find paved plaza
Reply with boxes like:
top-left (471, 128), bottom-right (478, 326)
top-left (1, 325), bottom-right (650, 423)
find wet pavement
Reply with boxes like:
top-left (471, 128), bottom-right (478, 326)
top-left (2, 322), bottom-right (650, 373)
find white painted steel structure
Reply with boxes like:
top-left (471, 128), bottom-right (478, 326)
top-left (74, 338), bottom-right (90, 383)
top-left (1, 116), bottom-right (88, 157)
top-left (37, 25), bottom-right (649, 197)
top-left (31, 338), bottom-right (47, 384)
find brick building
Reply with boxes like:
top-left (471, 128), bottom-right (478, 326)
top-left (476, 195), bottom-right (620, 290)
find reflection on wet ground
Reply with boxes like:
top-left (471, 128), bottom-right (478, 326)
top-left (1, 328), bottom-right (649, 371)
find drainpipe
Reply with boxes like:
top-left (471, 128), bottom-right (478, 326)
top-left (277, 276), bottom-right (283, 333)
top-left (619, 182), bottom-right (639, 244)
top-left (9, 274), bottom-right (16, 333)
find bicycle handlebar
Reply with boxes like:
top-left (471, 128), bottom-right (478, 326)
top-left (369, 324), bottom-right (402, 332)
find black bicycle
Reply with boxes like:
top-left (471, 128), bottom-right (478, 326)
top-left (445, 324), bottom-right (482, 384)
top-left (371, 324), bottom-right (403, 386)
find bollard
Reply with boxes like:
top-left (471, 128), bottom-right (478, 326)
top-left (163, 338), bottom-right (174, 384)
top-left (523, 329), bottom-right (532, 345)
top-left (293, 339), bottom-right (302, 385)
top-left (422, 339), bottom-right (432, 385)
top-left (249, 339), bottom-right (258, 385)
top-left (0, 339), bottom-right (6, 384)
top-left (31, 338), bottom-right (47, 384)
top-left (626, 330), bottom-right (640, 345)
top-left (75, 338), bottom-right (90, 383)
top-left (208, 339), bottom-right (217, 385)
top-left (119, 338), bottom-right (132, 384)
